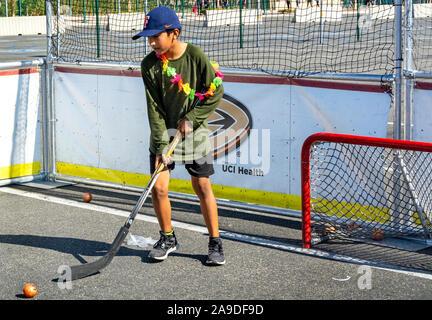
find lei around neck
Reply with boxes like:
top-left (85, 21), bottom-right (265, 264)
top-left (156, 53), bottom-right (223, 101)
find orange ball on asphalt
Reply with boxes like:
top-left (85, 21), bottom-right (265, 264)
top-left (83, 192), bottom-right (92, 203)
top-left (23, 283), bottom-right (37, 298)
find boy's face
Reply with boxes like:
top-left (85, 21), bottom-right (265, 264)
top-left (148, 30), bottom-right (178, 56)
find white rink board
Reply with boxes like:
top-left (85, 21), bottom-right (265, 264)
top-left (214, 79), bottom-right (390, 195)
top-left (54, 70), bottom-right (149, 174)
top-left (0, 69), bottom-right (41, 173)
top-left (413, 85), bottom-right (432, 143)
top-left (54, 67), bottom-right (391, 196)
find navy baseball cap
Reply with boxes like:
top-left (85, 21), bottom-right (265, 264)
top-left (132, 6), bottom-right (181, 40)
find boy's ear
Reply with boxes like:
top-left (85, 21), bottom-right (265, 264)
top-left (172, 28), bottom-right (180, 40)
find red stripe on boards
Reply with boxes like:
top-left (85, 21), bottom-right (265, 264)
top-left (54, 66), bottom-right (387, 93)
top-left (0, 68), bottom-right (39, 76)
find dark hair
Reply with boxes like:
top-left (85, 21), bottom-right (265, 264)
top-left (166, 28), bottom-right (181, 36)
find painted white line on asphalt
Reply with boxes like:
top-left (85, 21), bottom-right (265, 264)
top-left (220, 231), bottom-right (432, 280)
top-left (0, 186), bottom-right (209, 233)
top-left (1, 186), bottom-right (432, 281)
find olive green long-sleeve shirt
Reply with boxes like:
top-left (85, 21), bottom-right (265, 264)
top-left (141, 43), bottom-right (223, 161)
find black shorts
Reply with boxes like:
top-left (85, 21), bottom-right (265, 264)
top-left (149, 151), bottom-right (214, 178)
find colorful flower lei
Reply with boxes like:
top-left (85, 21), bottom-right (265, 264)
top-left (156, 53), bottom-right (223, 100)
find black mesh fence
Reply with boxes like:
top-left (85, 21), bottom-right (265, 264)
top-left (47, 0), bottom-right (408, 77)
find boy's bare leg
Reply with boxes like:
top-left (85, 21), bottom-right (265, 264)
top-left (151, 169), bottom-right (172, 233)
top-left (191, 175), bottom-right (220, 238)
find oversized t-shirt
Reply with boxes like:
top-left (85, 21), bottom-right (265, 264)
top-left (141, 43), bottom-right (223, 162)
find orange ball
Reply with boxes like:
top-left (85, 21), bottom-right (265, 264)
top-left (324, 226), bottom-right (336, 234)
top-left (83, 192), bottom-right (92, 203)
top-left (347, 222), bottom-right (359, 231)
top-left (23, 283), bottom-right (37, 298)
top-left (371, 228), bottom-right (384, 240)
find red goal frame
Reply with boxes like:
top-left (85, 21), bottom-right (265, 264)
top-left (301, 133), bottom-right (432, 248)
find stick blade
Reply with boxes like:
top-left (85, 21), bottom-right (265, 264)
top-left (70, 255), bottom-right (110, 280)
top-left (69, 226), bottom-right (129, 280)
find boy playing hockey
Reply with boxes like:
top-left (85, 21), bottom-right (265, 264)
top-left (132, 6), bottom-right (225, 265)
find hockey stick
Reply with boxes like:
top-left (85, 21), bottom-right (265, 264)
top-left (69, 95), bottom-right (202, 281)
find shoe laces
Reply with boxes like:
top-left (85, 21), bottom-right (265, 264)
top-left (154, 233), bottom-right (171, 249)
top-left (208, 239), bottom-right (223, 254)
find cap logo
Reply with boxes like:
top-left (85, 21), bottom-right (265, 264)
top-left (143, 16), bottom-right (150, 28)
top-left (165, 24), bottom-right (173, 28)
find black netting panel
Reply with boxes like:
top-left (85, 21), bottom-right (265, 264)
top-left (50, 0), bottom-right (400, 76)
top-left (309, 141), bottom-right (432, 241)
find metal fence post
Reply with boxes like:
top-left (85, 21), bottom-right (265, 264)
top-left (257, 0), bottom-right (260, 47)
top-left (57, 0), bottom-right (61, 58)
top-left (45, 0), bottom-right (57, 182)
top-left (96, 0), bottom-right (101, 57)
top-left (394, 0), bottom-right (403, 140)
top-left (240, 0), bottom-right (243, 48)
top-left (41, 58), bottom-right (49, 180)
top-left (404, 0), bottom-right (414, 140)
top-left (392, 0), bottom-right (404, 232)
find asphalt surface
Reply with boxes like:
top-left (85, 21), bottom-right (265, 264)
top-left (0, 181), bottom-right (431, 304)
top-left (0, 35), bottom-right (46, 63)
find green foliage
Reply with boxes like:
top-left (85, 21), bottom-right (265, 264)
top-left (21, 0), bottom-right (46, 16)
top-left (0, 0), bottom-right (46, 16)
top-left (0, 0), bottom-right (222, 17)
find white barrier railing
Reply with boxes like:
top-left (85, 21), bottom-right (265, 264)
top-left (295, 5), bottom-right (343, 23)
top-left (0, 16), bottom-right (46, 36)
top-left (107, 12), bottom-right (144, 31)
top-left (205, 9), bottom-right (262, 27)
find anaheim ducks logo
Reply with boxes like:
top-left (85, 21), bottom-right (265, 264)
top-left (208, 94), bottom-right (253, 159)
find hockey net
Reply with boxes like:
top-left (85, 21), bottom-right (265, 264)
top-left (301, 133), bottom-right (432, 248)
